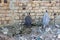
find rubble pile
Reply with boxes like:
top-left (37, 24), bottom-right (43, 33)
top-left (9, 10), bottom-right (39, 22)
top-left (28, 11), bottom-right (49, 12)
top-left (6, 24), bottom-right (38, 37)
top-left (0, 24), bottom-right (60, 40)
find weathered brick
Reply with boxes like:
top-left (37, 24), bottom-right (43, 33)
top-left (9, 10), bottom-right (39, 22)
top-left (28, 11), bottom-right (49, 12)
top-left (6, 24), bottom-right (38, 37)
top-left (0, 0), bottom-right (60, 25)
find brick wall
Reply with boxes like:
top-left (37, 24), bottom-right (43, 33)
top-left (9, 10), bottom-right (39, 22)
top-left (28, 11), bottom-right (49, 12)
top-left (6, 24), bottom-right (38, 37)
top-left (0, 0), bottom-right (60, 25)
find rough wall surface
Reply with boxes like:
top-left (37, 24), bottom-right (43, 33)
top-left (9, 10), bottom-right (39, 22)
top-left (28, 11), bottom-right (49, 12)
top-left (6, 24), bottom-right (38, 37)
top-left (0, 0), bottom-right (60, 25)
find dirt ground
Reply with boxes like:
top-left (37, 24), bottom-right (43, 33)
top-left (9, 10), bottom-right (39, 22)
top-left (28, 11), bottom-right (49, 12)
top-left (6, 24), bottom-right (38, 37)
top-left (0, 34), bottom-right (15, 40)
